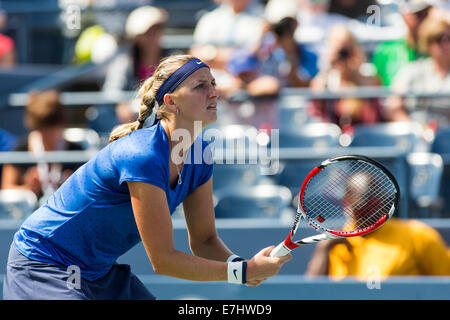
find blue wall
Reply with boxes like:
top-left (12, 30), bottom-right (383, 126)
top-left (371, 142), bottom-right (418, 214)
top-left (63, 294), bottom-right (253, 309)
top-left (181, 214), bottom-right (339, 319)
top-left (1, 218), bottom-right (449, 300)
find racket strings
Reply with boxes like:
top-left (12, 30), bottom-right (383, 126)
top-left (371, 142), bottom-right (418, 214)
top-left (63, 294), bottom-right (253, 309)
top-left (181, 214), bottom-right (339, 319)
top-left (322, 163), bottom-right (392, 230)
top-left (302, 160), bottom-right (396, 233)
top-left (349, 163), bottom-right (396, 227)
top-left (333, 161), bottom-right (394, 230)
top-left (350, 172), bottom-right (393, 224)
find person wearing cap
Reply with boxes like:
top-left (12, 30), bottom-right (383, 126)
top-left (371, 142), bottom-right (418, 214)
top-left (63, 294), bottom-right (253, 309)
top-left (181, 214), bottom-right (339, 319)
top-left (3, 54), bottom-right (291, 300)
top-left (216, 48), bottom-right (280, 98)
top-left (102, 5), bottom-right (168, 92)
top-left (372, 0), bottom-right (433, 86)
top-left (96, 6), bottom-right (168, 138)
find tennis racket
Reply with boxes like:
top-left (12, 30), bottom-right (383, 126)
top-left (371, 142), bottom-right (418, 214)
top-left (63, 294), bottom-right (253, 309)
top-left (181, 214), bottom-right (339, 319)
top-left (270, 155), bottom-right (400, 257)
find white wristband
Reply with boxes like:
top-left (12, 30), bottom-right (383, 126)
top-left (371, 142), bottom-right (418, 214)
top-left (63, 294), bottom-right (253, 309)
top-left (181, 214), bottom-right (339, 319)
top-left (227, 254), bottom-right (244, 262)
top-left (227, 261), bottom-right (247, 284)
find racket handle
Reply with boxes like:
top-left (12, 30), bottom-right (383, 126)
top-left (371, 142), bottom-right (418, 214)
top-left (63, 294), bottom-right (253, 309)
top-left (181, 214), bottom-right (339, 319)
top-left (270, 242), bottom-right (292, 257)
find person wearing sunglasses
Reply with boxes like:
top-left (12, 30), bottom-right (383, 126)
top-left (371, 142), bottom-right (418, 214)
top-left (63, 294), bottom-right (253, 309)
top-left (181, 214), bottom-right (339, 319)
top-left (372, 0), bottom-right (433, 87)
top-left (386, 15), bottom-right (450, 122)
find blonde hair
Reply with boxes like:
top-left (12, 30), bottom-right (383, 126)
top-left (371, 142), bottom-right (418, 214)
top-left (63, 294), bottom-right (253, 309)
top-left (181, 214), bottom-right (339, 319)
top-left (108, 54), bottom-right (197, 142)
top-left (418, 16), bottom-right (450, 54)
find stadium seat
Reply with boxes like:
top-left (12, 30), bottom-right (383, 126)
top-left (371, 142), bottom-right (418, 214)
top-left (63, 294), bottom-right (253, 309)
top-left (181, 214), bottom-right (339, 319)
top-left (278, 106), bottom-right (309, 130)
top-left (406, 153), bottom-right (444, 218)
top-left (213, 185), bottom-right (292, 219)
top-left (430, 126), bottom-right (450, 217)
top-left (212, 163), bottom-right (263, 192)
top-left (278, 123), bottom-right (342, 149)
top-left (203, 124), bottom-right (258, 147)
top-left (349, 122), bottom-right (424, 152)
top-left (431, 126), bottom-right (450, 156)
top-left (277, 95), bottom-right (311, 130)
top-left (0, 189), bottom-right (38, 220)
top-left (63, 128), bottom-right (101, 150)
top-left (203, 124), bottom-right (265, 163)
top-left (274, 160), bottom-right (318, 207)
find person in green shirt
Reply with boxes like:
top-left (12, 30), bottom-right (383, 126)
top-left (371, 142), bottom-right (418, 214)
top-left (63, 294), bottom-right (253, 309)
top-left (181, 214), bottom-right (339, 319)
top-left (372, 0), bottom-right (432, 86)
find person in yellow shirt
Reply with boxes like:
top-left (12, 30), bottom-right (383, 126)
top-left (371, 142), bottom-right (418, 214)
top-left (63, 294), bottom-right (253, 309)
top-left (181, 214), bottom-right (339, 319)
top-left (306, 218), bottom-right (450, 279)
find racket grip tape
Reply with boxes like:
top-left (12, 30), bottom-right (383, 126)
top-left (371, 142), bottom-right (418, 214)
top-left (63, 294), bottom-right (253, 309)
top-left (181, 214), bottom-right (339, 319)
top-left (270, 242), bottom-right (292, 257)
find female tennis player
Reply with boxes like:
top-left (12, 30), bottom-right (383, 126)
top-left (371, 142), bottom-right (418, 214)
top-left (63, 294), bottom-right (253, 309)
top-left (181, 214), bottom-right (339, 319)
top-left (3, 54), bottom-right (291, 300)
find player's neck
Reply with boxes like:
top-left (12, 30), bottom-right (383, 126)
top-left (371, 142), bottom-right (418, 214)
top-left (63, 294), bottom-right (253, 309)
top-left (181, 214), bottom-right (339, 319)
top-left (161, 119), bottom-right (200, 154)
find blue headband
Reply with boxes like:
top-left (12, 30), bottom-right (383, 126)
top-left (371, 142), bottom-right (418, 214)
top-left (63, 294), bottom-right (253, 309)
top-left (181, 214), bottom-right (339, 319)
top-left (155, 58), bottom-right (210, 106)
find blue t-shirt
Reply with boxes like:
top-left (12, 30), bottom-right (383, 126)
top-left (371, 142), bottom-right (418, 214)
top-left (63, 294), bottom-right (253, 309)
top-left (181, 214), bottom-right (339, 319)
top-left (13, 122), bottom-right (213, 281)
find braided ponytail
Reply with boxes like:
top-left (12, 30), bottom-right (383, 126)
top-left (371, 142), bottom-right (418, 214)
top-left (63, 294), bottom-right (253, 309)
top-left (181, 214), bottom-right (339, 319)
top-left (137, 77), bottom-right (156, 129)
top-left (108, 77), bottom-right (156, 142)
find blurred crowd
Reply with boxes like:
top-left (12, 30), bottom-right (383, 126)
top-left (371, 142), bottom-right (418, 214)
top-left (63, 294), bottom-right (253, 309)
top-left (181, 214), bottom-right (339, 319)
top-left (0, 0), bottom-right (449, 195)
top-left (84, 0), bottom-right (450, 132)
top-left (0, 0), bottom-right (449, 202)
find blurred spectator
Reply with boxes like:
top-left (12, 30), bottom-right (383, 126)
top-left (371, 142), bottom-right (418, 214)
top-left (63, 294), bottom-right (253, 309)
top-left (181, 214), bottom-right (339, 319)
top-left (268, 17), bottom-right (318, 87)
top-left (386, 15), bottom-right (450, 122)
top-left (74, 24), bottom-right (118, 65)
top-left (190, 0), bottom-right (265, 70)
top-left (218, 49), bottom-right (280, 98)
top-left (86, 6), bottom-right (167, 136)
top-left (0, 128), bottom-right (17, 153)
top-left (0, 9), bottom-right (16, 67)
top-left (372, 0), bottom-right (433, 86)
top-left (432, 1), bottom-right (450, 21)
top-left (1, 91), bottom-right (83, 201)
top-left (0, 128), bottom-right (17, 183)
top-left (102, 6), bottom-right (168, 92)
top-left (295, 0), bottom-right (351, 44)
top-left (436, 0), bottom-right (450, 11)
top-left (308, 25), bottom-right (384, 133)
top-left (293, 0), bottom-right (388, 44)
top-left (306, 218), bottom-right (450, 278)
top-left (115, 100), bottom-right (139, 125)
top-left (262, 0), bottom-right (319, 87)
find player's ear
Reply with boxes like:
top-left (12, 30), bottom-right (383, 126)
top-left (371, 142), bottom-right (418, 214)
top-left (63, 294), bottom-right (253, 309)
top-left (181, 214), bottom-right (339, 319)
top-left (163, 93), bottom-right (177, 114)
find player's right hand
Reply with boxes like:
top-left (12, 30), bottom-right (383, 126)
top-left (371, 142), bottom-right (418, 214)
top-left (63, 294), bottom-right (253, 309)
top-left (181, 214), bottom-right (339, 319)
top-left (246, 246), bottom-right (292, 283)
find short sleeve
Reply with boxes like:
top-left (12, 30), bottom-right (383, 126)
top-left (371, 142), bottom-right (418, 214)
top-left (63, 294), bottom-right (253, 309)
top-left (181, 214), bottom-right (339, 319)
top-left (190, 139), bottom-right (213, 188)
top-left (199, 141), bottom-right (214, 186)
top-left (117, 153), bottom-right (166, 190)
top-left (111, 134), bottom-right (167, 191)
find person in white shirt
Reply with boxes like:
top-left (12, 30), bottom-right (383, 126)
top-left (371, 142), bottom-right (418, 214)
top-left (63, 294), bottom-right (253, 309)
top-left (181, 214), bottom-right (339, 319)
top-left (387, 15), bottom-right (450, 121)
top-left (190, 0), bottom-right (265, 70)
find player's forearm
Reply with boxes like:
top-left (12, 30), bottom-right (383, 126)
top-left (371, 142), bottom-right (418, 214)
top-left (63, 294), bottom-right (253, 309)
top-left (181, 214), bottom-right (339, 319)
top-left (152, 249), bottom-right (228, 282)
top-left (189, 234), bottom-right (233, 262)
